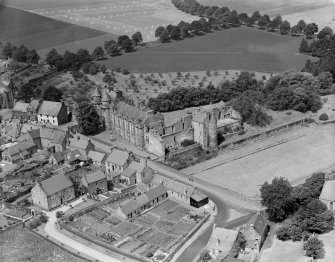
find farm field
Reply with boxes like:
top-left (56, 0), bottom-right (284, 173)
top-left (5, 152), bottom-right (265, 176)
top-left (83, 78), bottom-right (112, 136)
top-left (6, 0), bottom-right (195, 42)
top-left (184, 124), bottom-right (335, 198)
top-left (0, 226), bottom-right (85, 262)
top-left (199, 0), bottom-right (335, 31)
top-left (0, 6), bottom-right (114, 54)
top-left (100, 27), bottom-right (316, 73)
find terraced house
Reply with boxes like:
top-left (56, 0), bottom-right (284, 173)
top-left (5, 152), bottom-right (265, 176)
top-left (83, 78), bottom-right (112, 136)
top-left (37, 101), bottom-right (68, 126)
top-left (2, 141), bottom-right (37, 163)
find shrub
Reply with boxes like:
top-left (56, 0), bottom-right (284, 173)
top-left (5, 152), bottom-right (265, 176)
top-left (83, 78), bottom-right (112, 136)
top-left (69, 215), bottom-right (74, 222)
top-left (303, 237), bottom-right (324, 259)
top-left (40, 214), bottom-right (49, 223)
top-left (276, 224), bottom-right (291, 241)
top-left (319, 113), bottom-right (329, 121)
top-left (181, 139), bottom-right (195, 147)
top-left (56, 211), bottom-right (64, 219)
top-left (122, 69), bottom-right (130, 75)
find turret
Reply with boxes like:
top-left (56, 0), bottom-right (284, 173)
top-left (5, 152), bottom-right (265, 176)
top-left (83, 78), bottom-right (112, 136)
top-left (208, 110), bottom-right (218, 150)
top-left (101, 89), bottom-right (111, 129)
top-left (101, 88), bottom-right (111, 109)
top-left (92, 87), bottom-right (101, 105)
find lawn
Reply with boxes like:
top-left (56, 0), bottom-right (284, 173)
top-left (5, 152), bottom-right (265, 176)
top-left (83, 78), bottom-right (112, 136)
top-left (0, 6), bottom-right (109, 51)
top-left (187, 124), bottom-right (335, 198)
top-left (100, 27), bottom-right (316, 73)
top-left (0, 226), bottom-right (85, 262)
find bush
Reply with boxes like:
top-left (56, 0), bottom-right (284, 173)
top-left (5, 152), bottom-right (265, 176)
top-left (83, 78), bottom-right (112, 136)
top-left (56, 211), bottom-right (64, 219)
top-left (40, 214), bottom-right (49, 223)
top-left (303, 237), bottom-right (324, 259)
top-left (181, 139), bottom-right (195, 147)
top-left (319, 113), bottom-right (329, 121)
top-left (122, 69), bottom-right (130, 75)
top-left (276, 224), bottom-right (291, 241)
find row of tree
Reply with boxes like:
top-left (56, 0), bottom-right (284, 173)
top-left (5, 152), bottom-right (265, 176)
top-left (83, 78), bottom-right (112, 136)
top-left (260, 173), bottom-right (333, 259)
top-left (148, 71), bottom-right (327, 126)
top-left (0, 42), bottom-right (40, 64)
top-left (170, 0), bottom-right (321, 38)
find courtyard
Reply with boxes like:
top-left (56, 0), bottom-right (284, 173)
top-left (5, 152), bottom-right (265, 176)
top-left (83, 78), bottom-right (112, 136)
top-left (65, 198), bottom-right (205, 260)
top-left (185, 124), bottom-right (335, 198)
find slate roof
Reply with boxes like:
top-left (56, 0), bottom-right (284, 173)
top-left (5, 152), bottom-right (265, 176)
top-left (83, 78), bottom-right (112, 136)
top-left (127, 161), bottom-right (145, 173)
top-left (121, 167), bottom-right (136, 178)
top-left (13, 102), bottom-right (29, 112)
top-left (245, 213), bottom-right (268, 237)
top-left (39, 174), bottom-right (73, 196)
top-left (40, 128), bottom-right (69, 145)
top-left (114, 101), bottom-right (147, 124)
top-left (88, 151), bottom-right (106, 163)
top-left (152, 174), bottom-right (195, 197)
top-left (82, 171), bottom-right (106, 184)
top-left (207, 227), bottom-right (238, 254)
top-left (101, 89), bottom-right (111, 102)
top-left (51, 151), bottom-right (64, 163)
top-left (3, 141), bottom-right (36, 156)
top-left (106, 149), bottom-right (129, 166)
top-left (92, 86), bottom-right (101, 97)
top-left (145, 185), bottom-right (166, 202)
top-left (27, 99), bottom-right (40, 111)
top-left (191, 189), bottom-right (208, 202)
top-left (38, 101), bottom-right (63, 116)
top-left (120, 195), bottom-right (149, 216)
top-left (320, 180), bottom-right (335, 201)
top-left (68, 137), bottom-right (93, 150)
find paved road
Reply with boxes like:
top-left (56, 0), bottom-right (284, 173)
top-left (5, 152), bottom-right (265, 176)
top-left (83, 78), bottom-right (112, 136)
top-left (44, 199), bottom-right (128, 262)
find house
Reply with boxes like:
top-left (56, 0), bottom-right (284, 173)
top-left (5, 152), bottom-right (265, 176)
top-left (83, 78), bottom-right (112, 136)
top-left (116, 186), bottom-right (167, 219)
top-left (67, 136), bottom-right (95, 156)
top-left (26, 99), bottom-right (42, 122)
top-left (242, 213), bottom-right (270, 253)
top-left (31, 174), bottom-right (75, 210)
top-left (81, 171), bottom-right (107, 195)
top-left (88, 150), bottom-right (106, 167)
top-left (319, 179), bottom-right (335, 213)
top-left (207, 225), bottom-right (238, 260)
top-left (63, 149), bottom-right (89, 165)
top-left (105, 149), bottom-right (130, 173)
top-left (190, 189), bottom-right (209, 208)
top-left (2, 141), bottom-right (37, 163)
top-left (12, 101), bottom-right (30, 120)
top-left (49, 151), bottom-right (65, 165)
top-left (120, 167), bottom-right (137, 185)
top-left (37, 101), bottom-right (68, 126)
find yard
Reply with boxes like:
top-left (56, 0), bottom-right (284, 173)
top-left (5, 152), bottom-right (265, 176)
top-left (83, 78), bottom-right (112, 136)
top-left (66, 198), bottom-right (204, 260)
top-left (100, 27), bottom-right (315, 73)
top-left (0, 226), bottom-right (85, 262)
top-left (186, 124), bottom-right (335, 198)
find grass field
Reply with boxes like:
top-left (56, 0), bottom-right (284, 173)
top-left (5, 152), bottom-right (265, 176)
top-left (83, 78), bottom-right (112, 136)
top-left (184, 124), bottom-right (335, 198)
top-left (0, 6), bottom-right (112, 52)
top-left (0, 226), bottom-right (85, 262)
top-left (100, 27), bottom-right (315, 73)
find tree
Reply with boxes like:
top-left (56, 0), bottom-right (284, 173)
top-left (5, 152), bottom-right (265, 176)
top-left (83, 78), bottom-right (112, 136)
top-left (16, 84), bottom-right (38, 102)
top-left (120, 39), bottom-right (134, 52)
top-left (272, 15), bottom-right (283, 28)
top-left (26, 49), bottom-right (40, 64)
top-left (159, 30), bottom-right (170, 43)
top-left (228, 11), bottom-right (240, 27)
top-left (106, 44), bottom-right (121, 56)
top-left (191, 20), bottom-right (202, 34)
top-left (303, 237), bottom-right (324, 259)
top-left (180, 23), bottom-right (191, 38)
top-left (317, 26), bottom-right (333, 39)
top-left (132, 31), bottom-right (143, 45)
top-left (238, 13), bottom-right (249, 24)
top-left (76, 49), bottom-right (91, 64)
top-left (45, 48), bottom-right (63, 67)
top-left (117, 35), bottom-right (130, 46)
top-left (104, 40), bottom-right (116, 52)
top-left (251, 11), bottom-right (261, 23)
top-left (12, 45), bottom-right (29, 62)
top-left (319, 113), bottom-right (329, 121)
top-left (92, 46), bottom-right (104, 60)
top-left (260, 177), bottom-right (297, 222)
top-left (291, 186), bottom-right (312, 205)
top-left (42, 86), bottom-right (62, 102)
top-left (155, 26), bottom-right (165, 38)
top-left (297, 20), bottom-right (307, 34)
top-left (77, 102), bottom-right (101, 135)
top-left (291, 25), bottom-right (300, 36)
top-left (170, 26), bottom-right (181, 39)
top-left (280, 20), bottom-right (291, 35)
top-left (258, 15), bottom-right (269, 29)
top-left (299, 38), bottom-right (309, 53)
top-left (304, 23), bottom-right (319, 39)
top-left (0, 42), bottom-right (14, 59)
top-left (303, 172), bottom-right (325, 199)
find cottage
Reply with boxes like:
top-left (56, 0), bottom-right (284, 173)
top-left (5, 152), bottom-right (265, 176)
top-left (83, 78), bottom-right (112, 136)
top-left (105, 149), bottom-right (130, 173)
top-left (37, 101), bottom-right (68, 126)
top-left (120, 167), bottom-right (137, 185)
top-left (67, 136), bottom-right (95, 156)
top-left (81, 171), bottom-right (107, 195)
top-left (88, 150), bottom-right (106, 167)
top-left (2, 141), bottom-right (37, 163)
top-left (63, 149), bottom-right (89, 165)
top-left (31, 174), bottom-right (75, 210)
top-left (242, 213), bottom-right (269, 253)
top-left (12, 102), bottom-right (30, 120)
top-left (319, 179), bottom-right (335, 213)
top-left (207, 225), bottom-right (239, 260)
top-left (127, 160), bottom-right (154, 185)
top-left (49, 151), bottom-right (65, 165)
top-left (116, 186), bottom-right (167, 219)
top-left (190, 189), bottom-right (209, 208)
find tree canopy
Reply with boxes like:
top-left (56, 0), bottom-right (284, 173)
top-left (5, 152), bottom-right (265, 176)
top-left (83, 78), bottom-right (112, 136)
top-left (42, 86), bottom-right (63, 102)
top-left (77, 102), bottom-right (102, 135)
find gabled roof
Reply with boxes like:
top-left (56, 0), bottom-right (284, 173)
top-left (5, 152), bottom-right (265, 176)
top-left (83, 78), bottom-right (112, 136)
top-left (39, 127), bottom-right (69, 145)
top-left (39, 174), bottom-right (73, 196)
top-left (37, 101), bottom-right (64, 116)
top-left (68, 137), bottom-right (93, 150)
top-left (114, 101), bottom-right (147, 125)
top-left (92, 86), bottom-right (101, 97)
top-left (82, 171), bottom-right (106, 184)
top-left (88, 150), bottom-right (106, 163)
top-left (105, 149), bottom-right (129, 166)
top-left (51, 151), bottom-right (64, 163)
top-left (152, 174), bottom-right (195, 197)
top-left (207, 227), bottom-right (238, 254)
top-left (320, 180), bottom-right (335, 201)
top-left (121, 167), bottom-right (136, 178)
top-left (127, 161), bottom-right (145, 173)
top-left (13, 102), bottom-right (29, 112)
top-left (120, 195), bottom-right (149, 216)
top-left (144, 185), bottom-right (166, 202)
top-left (245, 213), bottom-right (268, 237)
top-left (101, 88), bottom-right (111, 102)
top-left (27, 99), bottom-right (41, 111)
top-left (3, 141), bottom-right (36, 156)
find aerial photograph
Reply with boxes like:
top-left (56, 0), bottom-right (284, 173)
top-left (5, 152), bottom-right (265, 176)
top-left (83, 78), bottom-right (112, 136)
top-left (1, 0), bottom-right (335, 261)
